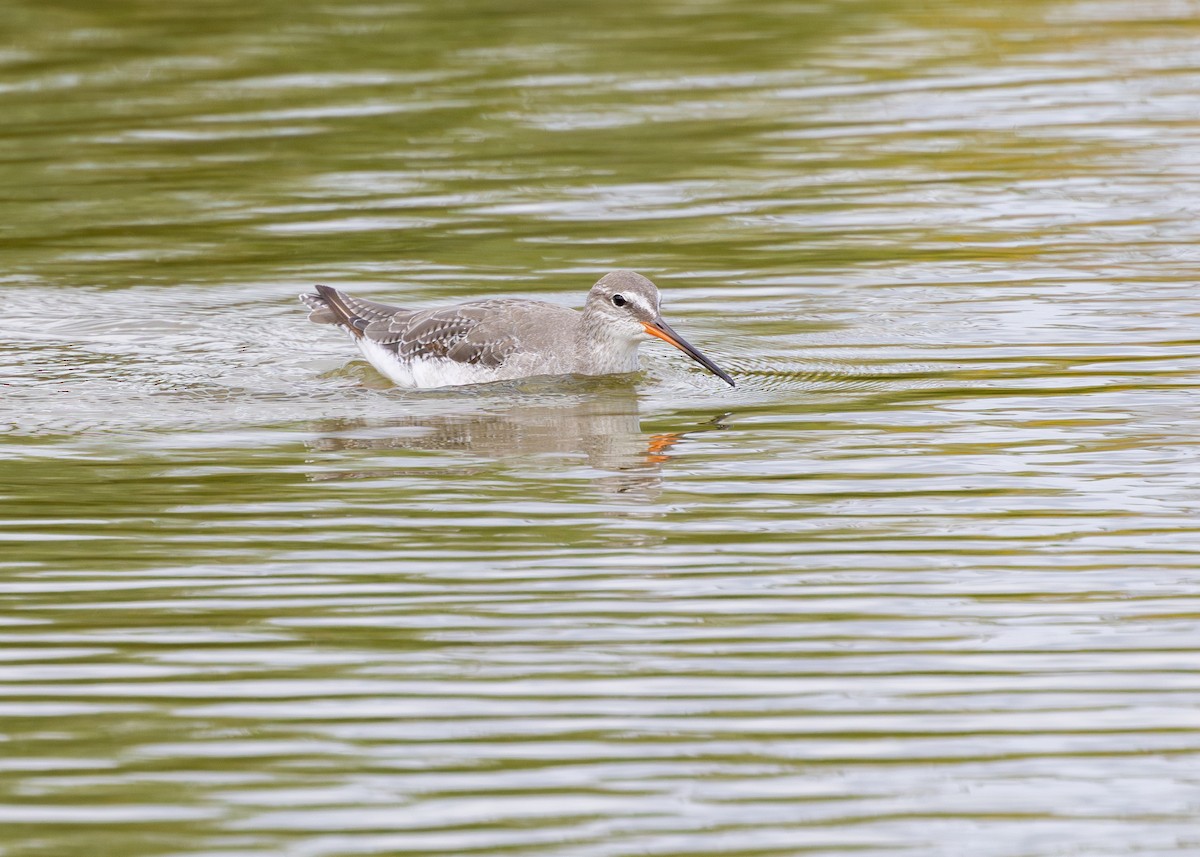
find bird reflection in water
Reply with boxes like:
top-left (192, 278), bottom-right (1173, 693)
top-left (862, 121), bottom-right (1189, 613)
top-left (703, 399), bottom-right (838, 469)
top-left (304, 379), bottom-right (726, 499)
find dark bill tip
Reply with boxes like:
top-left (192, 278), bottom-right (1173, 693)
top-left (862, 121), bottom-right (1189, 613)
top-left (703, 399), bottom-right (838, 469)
top-left (643, 318), bottom-right (736, 387)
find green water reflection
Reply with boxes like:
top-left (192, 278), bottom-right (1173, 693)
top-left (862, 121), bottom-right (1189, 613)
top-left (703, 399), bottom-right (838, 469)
top-left (3, 0), bottom-right (1200, 855)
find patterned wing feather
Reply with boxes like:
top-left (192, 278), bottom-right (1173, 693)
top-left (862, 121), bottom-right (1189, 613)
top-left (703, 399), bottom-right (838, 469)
top-left (363, 302), bottom-right (517, 367)
top-left (304, 289), bottom-right (580, 374)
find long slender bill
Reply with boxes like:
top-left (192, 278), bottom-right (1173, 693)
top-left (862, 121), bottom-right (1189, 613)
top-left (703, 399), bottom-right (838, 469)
top-left (642, 318), bottom-right (736, 387)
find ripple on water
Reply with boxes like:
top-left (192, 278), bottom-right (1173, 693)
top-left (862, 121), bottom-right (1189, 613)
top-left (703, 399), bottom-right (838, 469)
top-left (4, 0), bottom-right (1200, 856)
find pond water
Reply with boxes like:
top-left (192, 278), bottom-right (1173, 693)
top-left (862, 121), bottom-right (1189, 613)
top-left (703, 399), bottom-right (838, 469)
top-left (2, 0), bottom-right (1200, 855)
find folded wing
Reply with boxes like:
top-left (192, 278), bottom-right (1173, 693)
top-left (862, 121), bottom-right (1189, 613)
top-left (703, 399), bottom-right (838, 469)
top-left (301, 286), bottom-right (518, 368)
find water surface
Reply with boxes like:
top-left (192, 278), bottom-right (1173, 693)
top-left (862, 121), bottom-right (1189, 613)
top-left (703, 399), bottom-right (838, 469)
top-left (2, 1), bottom-right (1200, 855)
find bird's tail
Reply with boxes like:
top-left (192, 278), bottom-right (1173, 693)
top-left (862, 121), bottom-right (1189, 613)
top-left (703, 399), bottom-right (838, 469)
top-left (299, 286), bottom-right (342, 327)
top-left (298, 285), bottom-right (409, 337)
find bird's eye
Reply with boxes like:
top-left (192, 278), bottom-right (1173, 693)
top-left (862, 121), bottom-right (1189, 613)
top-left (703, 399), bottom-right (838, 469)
top-left (611, 294), bottom-right (627, 307)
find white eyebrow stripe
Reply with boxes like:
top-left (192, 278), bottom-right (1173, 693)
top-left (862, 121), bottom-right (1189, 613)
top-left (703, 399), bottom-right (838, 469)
top-left (630, 294), bottom-right (656, 316)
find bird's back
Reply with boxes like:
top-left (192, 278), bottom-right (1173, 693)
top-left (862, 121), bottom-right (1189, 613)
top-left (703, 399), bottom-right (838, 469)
top-left (301, 287), bottom-right (583, 386)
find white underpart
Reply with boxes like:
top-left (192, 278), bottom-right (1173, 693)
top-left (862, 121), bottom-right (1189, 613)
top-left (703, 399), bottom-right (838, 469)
top-left (357, 335), bottom-right (627, 389)
top-left (356, 338), bottom-right (502, 388)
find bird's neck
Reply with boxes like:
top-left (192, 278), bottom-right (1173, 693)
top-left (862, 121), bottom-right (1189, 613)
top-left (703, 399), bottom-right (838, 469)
top-left (576, 310), bottom-right (642, 375)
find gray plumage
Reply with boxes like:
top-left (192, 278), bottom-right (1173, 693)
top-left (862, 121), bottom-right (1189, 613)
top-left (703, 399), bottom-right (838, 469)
top-left (300, 271), bottom-right (735, 389)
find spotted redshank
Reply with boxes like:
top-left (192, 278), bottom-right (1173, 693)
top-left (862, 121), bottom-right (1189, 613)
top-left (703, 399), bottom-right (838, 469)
top-left (300, 271), bottom-right (735, 389)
